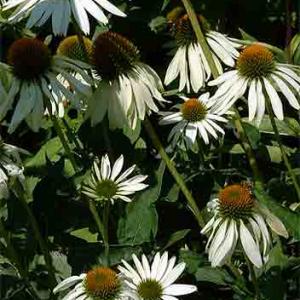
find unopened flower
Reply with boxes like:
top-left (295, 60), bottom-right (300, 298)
top-left (82, 154), bottom-right (148, 204)
top-left (54, 266), bottom-right (130, 300)
top-left (86, 31), bottom-right (165, 130)
top-left (201, 183), bottom-right (288, 268)
top-left (0, 38), bottom-right (92, 132)
top-left (165, 14), bottom-right (240, 93)
top-left (159, 93), bottom-right (229, 148)
top-left (209, 44), bottom-right (300, 124)
top-left (0, 139), bottom-right (24, 199)
top-left (119, 252), bottom-right (197, 300)
top-left (3, 0), bottom-right (126, 35)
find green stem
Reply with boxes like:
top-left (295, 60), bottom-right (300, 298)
top-left (14, 182), bottom-right (57, 287)
top-left (144, 118), bottom-right (205, 227)
top-left (233, 108), bottom-right (264, 188)
top-left (181, 0), bottom-right (220, 78)
top-left (52, 116), bottom-right (78, 173)
top-left (103, 203), bottom-right (110, 265)
top-left (0, 219), bottom-right (40, 300)
top-left (88, 200), bottom-right (110, 265)
top-left (52, 115), bottom-right (111, 265)
top-left (265, 101), bottom-right (300, 200)
top-left (245, 257), bottom-right (261, 299)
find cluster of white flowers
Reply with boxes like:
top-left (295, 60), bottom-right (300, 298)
top-left (0, 1), bottom-right (292, 296)
top-left (53, 252), bottom-right (197, 300)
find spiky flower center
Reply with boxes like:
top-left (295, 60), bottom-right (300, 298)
top-left (218, 184), bottom-right (254, 219)
top-left (84, 267), bottom-right (121, 300)
top-left (137, 279), bottom-right (163, 300)
top-left (96, 180), bottom-right (118, 200)
top-left (181, 98), bottom-right (207, 122)
top-left (92, 31), bottom-right (140, 81)
top-left (172, 14), bottom-right (210, 46)
top-left (237, 45), bottom-right (275, 79)
top-left (7, 38), bottom-right (51, 80)
top-left (57, 35), bottom-right (93, 63)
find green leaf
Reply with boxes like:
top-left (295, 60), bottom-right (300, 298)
top-left (242, 123), bottom-right (261, 149)
top-left (254, 188), bottom-right (300, 240)
top-left (51, 252), bottom-right (72, 280)
top-left (70, 227), bottom-right (98, 243)
top-left (25, 137), bottom-right (63, 169)
top-left (161, 0), bottom-right (170, 11)
top-left (238, 28), bottom-right (257, 41)
top-left (162, 229), bottom-right (191, 250)
top-left (195, 266), bottom-right (233, 286)
top-left (117, 162), bottom-right (165, 245)
top-left (266, 242), bottom-right (289, 271)
top-left (179, 250), bottom-right (205, 275)
top-left (245, 116), bottom-right (300, 137)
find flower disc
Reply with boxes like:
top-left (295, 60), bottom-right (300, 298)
top-left (181, 98), bottom-right (207, 122)
top-left (57, 35), bottom-right (93, 63)
top-left (7, 38), bottom-right (51, 80)
top-left (218, 183), bottom-right (254, 219)
top-left (84, 267), bottom-right (121, 300)
top-left (137, 279), bottom-right (163, 300)
top-left (237, 44), bottom-right (275, 79)
top-left (92, 31), bottom-right (140, 81)
top-left (172, 14), bottom-right (210, 46)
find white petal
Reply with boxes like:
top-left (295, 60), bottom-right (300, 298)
top-left (240, 220), bottom-right (263, 268)
top-left (164, 284), bottom-right (197, 296)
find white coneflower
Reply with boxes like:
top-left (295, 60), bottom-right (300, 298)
top-left (0, 139), bottom-right (24, 199)
top-left (53, 266), bottom-right (130, 300)
top-left (201, 183), bottom-right (289, 268)
top-left (86, 31), bottom-right (165, 130)
top-left (209, 44), bottom-right (300, 124)
top-left (3, 0), bottom-right (126, 36)
top-left (159, 93), bottom-right (229, 148)
top-left (82, 154), bottom-right (148, 204)
top-left (165, 14), bottom-right (240, 93)
top-left (0, 38), bottom-right (92, 133)
top-left (119, 252), bottom-right (197, 300)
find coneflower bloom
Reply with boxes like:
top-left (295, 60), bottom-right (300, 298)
top-left (82, 154), bottom-right (148, 204)
top-left (0, 139), bottom-right (24, 199)
top-left (165, 14), bottom-right (240, 93)
top-left (201, 183), bottom-right (288, 268)
top-left (3, 0), bottom-right (126, 35)
top-left (0, 38), bottom-right (92, 132)
top-left (86, 31), bottom-right (165, 129)
top-left (119, 252), bottom-right (197, 300)
top-left (53, 266), bottom-right (130, 300)
top-left (209, 44), bottom-right (300, 124)
top-left (159, 93), bottom-right (229, 148)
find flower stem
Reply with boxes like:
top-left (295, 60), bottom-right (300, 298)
top-left (0, 218), bottom-right (40, 300)
top-left (88, 200), bottom-right (110, 265)
top-left (245, 257), bottom-right (261, 299)
top-left (265, 101), bottom-right (300, 200)
top-left (51, 116), bottom-right (79, 173)
top-left (233, 108), bottom-right (264, 188)
top-left (14, 181), bottom-right (57, 288)
top-left (180, 0), bottom-right (220, 78)
top-left (144, 117), bottom-right (205, 227)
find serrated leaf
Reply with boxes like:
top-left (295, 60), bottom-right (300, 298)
top-left (70, 227), bottom-right (98, 243)
top-left (51, 252), bottom-right (72, 280)
top-left (117, 162), bottom-right (165, 245)
top-left (162, 229), bottom-right (191, 250)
